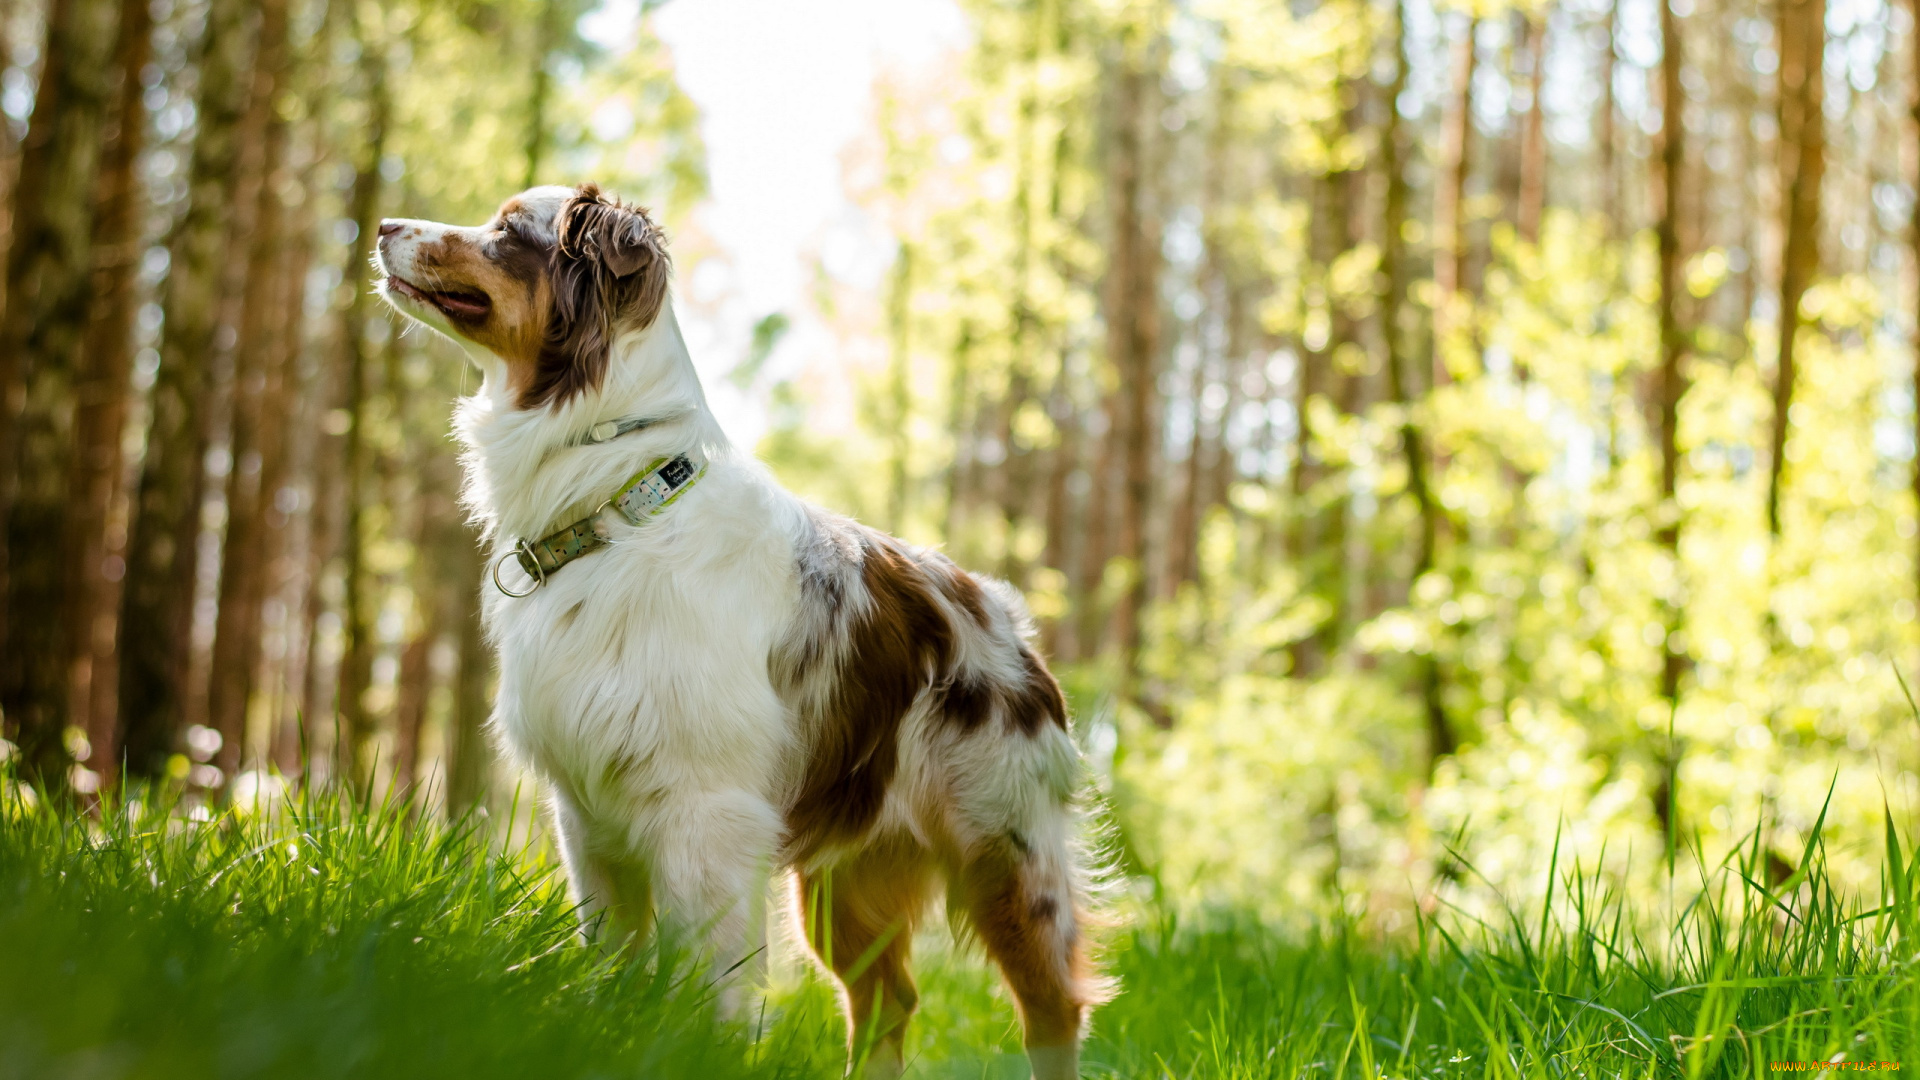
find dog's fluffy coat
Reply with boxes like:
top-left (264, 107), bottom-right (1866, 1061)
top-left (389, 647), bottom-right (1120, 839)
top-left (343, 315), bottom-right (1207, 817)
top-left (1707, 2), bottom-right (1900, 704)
top-left (375, 185), bottom-right (1106, 1079)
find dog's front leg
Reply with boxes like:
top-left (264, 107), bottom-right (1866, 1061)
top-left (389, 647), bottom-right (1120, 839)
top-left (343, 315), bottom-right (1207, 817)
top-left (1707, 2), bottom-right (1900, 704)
top-left (551, 790), bottom-right (656, 951)
top-left (645, 787), bottom-right (782, 1018)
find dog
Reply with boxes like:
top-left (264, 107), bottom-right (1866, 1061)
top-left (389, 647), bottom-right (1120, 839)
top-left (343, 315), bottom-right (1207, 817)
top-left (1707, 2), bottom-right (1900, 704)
top-left (374, 184), bottom-right (1108, 1079)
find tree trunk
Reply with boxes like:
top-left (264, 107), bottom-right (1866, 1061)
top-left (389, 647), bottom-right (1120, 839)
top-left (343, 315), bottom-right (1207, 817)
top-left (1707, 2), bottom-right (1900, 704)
top-left (886, 243), bottom-right (913, 534)
top-left (1765, 0), bottom-right (1825, 538)
top-left (1074, 401), bottom-right (1116, 658)
top-left (117, 0), bottom-right (258, 779)
top-left (1432, 13), bottom-right (1478, 385)
top-left (1517, 11), bottom-right (1549, 242)
top-left (1381, 0), bottom-right (1452, 772)
top-left (1652, 0), bottom-right (1690, 847)
top-left (1164, 348), bottom-right (1208, 601)
top-left (1039, 350), bottom-right (1078, 659)
top-left (522, 0), bottom-right (560, 189)
top-left (390, 477), bottom-right (447, 801)
top-left (0, 0), bottom-right (122, 785)
top-left (998, 4), bottom-right (1048, 585)
top-left (206, 0), bottom-right (292, 780)
top-left (261, 191), bottom-right (315, 776)
top-left (1601, 0), bottom-right (1619, 233)
top-left (64, 0), bottom-right (152, 786)
top-left (944, 323), bottom-right (975, 558)
top-left (334, 26), bottom-right (392, 794)
top-left (445, 532), bottom-right (491, 811)
top-left (1106, 50), bottom-right (1162, 699)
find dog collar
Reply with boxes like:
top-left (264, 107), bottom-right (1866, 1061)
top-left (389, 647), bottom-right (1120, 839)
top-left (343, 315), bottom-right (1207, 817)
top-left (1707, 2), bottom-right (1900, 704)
top-left (574, 411), bottom-right (679, 447)
top-left (492, 450), bottom-right (707, 597)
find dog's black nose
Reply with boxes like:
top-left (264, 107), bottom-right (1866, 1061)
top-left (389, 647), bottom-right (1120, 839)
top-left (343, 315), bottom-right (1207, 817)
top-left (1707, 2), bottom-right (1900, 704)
top-left (377, 220), bottom-right (402, 238)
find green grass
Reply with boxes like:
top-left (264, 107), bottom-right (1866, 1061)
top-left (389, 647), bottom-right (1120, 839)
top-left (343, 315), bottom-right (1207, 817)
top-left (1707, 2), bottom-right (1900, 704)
top-left (2, 782), bottom-right (1916, 1079)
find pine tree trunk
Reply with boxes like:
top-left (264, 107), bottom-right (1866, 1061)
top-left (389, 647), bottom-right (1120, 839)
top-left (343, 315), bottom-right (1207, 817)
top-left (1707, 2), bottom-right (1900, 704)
top-left (1517, 12), bottom-right (1549, 242)
top-left (1652, 0), bottom-right (1690, 847)
top-left (1432, 13), bottom-right (1478, 385)
top-left (260, 195), bottom-right (315, 776)
top-left (1165, 77), bottom-right (1237, 601)
top-left (117, 0), bottom-right (258, 778)
top-left (1381, 0), bottom-right (1452, 771)
top-left (1106, 49), bottom-right (1162, 698)
top-left (334, 30), bottom-right (392, 794)
top-left (64, 0), bottom-right (152, 785)
top-left (1601, 0), bottom-right (1619, 233)
top-left (1765, 0), bottom-right (1825, 538)
top-left (206, 0), bottom-right (292, 779)
top-left (1164, 350), bottom-right (1207, 601)
top-left (886, 243), bottom-right (913, 535)
top-left (0, 0), bottom-right (122, 785)
top-left (445, 532), bottom-right (491, 810)
top-left (1039, 351), bottom-right (1078, 659)
top-left (944, 324), bottom-right (975, 558)
top-left (390, 482), bottom-right (446, 801)
top-left (522, 0), bottom-right (560, 189)
top-left (1075, 402), bottom-right (1116, 657)
top-left (998, 5), bottom-right (1049, 585)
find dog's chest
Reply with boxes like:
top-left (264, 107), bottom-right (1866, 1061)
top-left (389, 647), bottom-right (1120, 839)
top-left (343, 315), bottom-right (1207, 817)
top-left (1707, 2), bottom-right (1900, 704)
top-left (486, 519), bottom-right (799, 809)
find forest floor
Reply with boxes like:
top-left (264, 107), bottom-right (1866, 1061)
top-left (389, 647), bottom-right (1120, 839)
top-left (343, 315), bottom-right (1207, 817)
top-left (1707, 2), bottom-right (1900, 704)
top-left (1, 783), bottom-right (1915, 1080)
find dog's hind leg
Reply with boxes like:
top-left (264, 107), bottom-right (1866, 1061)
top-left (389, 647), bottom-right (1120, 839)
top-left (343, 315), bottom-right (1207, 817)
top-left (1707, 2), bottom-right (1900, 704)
top-left (955, 833), bottom-right (1104, 1080)
top-left (794, 837), bottom-right (935, 1080)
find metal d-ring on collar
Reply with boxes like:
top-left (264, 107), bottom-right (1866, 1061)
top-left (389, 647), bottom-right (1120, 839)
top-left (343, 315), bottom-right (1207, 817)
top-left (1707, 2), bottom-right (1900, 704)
top-left (490, 450), bottom-right (706, 597)
top-left (491, 539), bottom-right (545, 599)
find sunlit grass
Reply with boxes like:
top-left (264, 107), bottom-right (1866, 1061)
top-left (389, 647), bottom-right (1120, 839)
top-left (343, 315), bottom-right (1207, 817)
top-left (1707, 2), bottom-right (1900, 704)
top-left (2, 778), bottom-right (1916, 1079)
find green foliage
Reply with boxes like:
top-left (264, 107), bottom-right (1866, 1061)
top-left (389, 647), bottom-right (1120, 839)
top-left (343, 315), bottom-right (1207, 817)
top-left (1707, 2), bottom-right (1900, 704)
top-left (0, 782), bottom-right (845, 1079)
top-left (6, 782), bottom-right (1919, 1078)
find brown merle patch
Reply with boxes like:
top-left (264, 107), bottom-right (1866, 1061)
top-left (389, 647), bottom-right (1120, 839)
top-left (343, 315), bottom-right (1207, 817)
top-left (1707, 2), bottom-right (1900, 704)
top-left (782, 534), bottom-right (957, 861)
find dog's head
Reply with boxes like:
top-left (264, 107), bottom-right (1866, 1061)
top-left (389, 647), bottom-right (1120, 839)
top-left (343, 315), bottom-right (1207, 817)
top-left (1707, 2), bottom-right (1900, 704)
top-left (375, 184), bottom-right (670, 409)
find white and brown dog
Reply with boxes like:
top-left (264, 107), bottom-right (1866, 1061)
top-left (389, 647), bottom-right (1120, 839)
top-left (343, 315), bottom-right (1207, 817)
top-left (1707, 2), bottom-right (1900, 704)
top-left (374, 185), bottom-right (1107, 1079)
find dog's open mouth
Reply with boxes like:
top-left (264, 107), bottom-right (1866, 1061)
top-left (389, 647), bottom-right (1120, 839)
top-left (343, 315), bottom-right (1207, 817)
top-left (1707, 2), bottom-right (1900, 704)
top-left (386, 274), bottom-right (491, 320)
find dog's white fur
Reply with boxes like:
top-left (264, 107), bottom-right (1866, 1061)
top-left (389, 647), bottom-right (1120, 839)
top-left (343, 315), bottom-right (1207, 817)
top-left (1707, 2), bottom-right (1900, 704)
top-left (376, 187), bottom-right (1103, 1080)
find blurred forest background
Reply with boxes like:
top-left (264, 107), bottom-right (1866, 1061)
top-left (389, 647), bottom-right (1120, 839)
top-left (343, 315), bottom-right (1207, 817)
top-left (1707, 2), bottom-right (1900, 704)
top-left (0, 0), bottom-right (1914, 928)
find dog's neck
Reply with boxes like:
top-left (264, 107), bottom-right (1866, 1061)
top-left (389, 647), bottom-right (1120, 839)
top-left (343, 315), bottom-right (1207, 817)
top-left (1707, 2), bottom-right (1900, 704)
top-left (452, 303), bottom-right (731, 544)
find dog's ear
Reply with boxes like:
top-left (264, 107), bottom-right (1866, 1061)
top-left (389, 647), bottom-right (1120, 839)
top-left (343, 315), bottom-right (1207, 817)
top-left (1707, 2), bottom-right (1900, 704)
top-left (556, 183), bottom-right (667, 281)
top-left (524, 184), bottom-right (671, 409)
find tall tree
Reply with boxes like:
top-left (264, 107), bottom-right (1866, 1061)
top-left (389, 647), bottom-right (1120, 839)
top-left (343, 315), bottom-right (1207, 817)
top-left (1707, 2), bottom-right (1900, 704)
top-left (1764, 0), bottom-right (1825, 537)
top-left (1599, 0), bottom-right (1619, 233)
top-left (1381, 0), bottom-right (1452, 770)
top-left (1432, 12), bottom-right (1478, 383)
top-left (205, 0), bottom-right (293, 779)
top-left (264, 182), bottom-right (320, 777)
top-left (0, 0), bottom-right (122, 783)
top-left (886, 243), bottom-right (914, 534)
top-left (1516, 10), bottom-right (1549, 242)
top-left (997, 0), bottom-right (1050, 584)
top-left (1105, 29), bottom-right (1163, 697)
top-left (64, 0), bottom-right (154, 783)
top-left (118, 0), bottom-right (259, 777)
top-left (445, 532), bottom-right (491, 809)
top-left (1651, 0), bottom-right (1689, 845)
top-left (522, 0), bottom-right (562, 189)
top-left (335, 20), bottom-right (393, 793)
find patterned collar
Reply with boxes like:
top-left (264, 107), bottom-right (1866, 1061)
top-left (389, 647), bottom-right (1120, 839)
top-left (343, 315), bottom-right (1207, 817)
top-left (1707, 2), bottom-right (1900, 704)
top-left (492, 447), bottom-right (708, 597)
